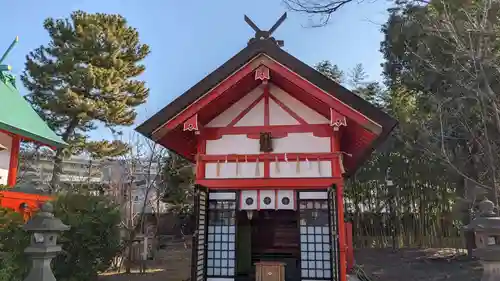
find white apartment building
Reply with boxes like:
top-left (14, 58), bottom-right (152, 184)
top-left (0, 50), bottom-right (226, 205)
top-left (17, 154), bottom-right (167, 214)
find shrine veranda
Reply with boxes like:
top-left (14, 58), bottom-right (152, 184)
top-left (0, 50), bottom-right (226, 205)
top-left (137, 15), bottom-right (397, 281)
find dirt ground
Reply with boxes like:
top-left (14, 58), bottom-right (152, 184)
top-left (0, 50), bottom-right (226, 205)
top-left (354, 248), bottom-right (482, 281)
top-left (99, 244), bottom-right (483, 281)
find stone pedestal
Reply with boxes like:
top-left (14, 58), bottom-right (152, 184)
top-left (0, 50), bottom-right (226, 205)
top-left (481, 261), bottom-right (500, 281)
top-left (22, 202), bottom-right (70, 281)
top-left (465, 199), bottom-right (500, 281)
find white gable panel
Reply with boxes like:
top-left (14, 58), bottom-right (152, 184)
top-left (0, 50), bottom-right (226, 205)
top-left (205, 135), bottom-right (260, 155)
top-left (206, 87), bottom-right (263, 127)
top-left (269, 84), bottom-right (329, 124)
top-left (269, 99), bottom-right (299, 125)
top-left (0, 132), bottom-right (12, 185)
top-left (205, 162), bottom-right (264, 179)
top-left (273, 133), bottom-right (331, 153)
top-left (234, 99), bottom-right (265, 127)
top-left (270, 161), bottom-right (332, 178)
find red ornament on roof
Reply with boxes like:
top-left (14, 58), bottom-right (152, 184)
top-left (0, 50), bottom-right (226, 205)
top-left (330, 108), bottom-right (347, 131)
top-left (183, 114), bottom-right (201, 134)
top-left (255, 66), bottom-right (270, 84)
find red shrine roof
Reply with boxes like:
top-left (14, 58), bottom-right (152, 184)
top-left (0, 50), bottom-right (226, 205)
top-left (136, 39), bottom-right (397, 176)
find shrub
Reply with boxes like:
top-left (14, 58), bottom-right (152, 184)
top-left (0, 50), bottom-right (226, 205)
top-left (0, 208), bottom-right (30, 281)
top-left (0, 193), bottom-right (122, 281)
top-left (53, 193), bottom-right (122, 281)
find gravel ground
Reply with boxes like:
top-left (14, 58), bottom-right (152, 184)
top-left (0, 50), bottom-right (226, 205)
top-left (99, 246), bottom-right (483, 281)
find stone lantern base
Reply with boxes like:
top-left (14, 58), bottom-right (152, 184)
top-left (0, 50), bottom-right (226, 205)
top-left (481, 261), bottom-right (500, 281)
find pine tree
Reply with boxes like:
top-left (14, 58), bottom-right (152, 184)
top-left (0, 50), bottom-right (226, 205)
top-left (315, 60), bottom-right (344, 83)
top-left (348, 63), bottom-right (368, 88)
top-left (21, 11), bottom-right (150, 191)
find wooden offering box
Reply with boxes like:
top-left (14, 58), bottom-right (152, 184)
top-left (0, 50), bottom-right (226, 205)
top-left (255, 261), bottom-right (286, 281)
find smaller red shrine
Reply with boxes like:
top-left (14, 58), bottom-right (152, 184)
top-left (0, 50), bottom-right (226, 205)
top-left (0, 37), bottom-right (66, 218)
top-left (137, 14), bottom-right (397, 281)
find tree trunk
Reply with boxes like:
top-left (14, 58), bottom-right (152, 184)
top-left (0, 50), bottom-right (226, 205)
top-left (50, 148), bottom-right (64, 193)
top-left (49, 118), bottom-right (79, 193)
top-left (463, 177), bottom-right (476, 259)
top-left (388, 182), bottom-right (397, 249)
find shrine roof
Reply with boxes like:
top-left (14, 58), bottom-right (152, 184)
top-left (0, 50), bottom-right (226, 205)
top-left (137, 39), bottom-right (396, 138)
top-left (0, 72), bottom-right (66, 148)
top-left (136, 38), bottom-right (397, 176)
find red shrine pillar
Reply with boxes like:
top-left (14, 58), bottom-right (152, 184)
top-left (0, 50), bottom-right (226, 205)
top-left (7, 135), bottom-right (20, 186)
top-left (345, 222), bottom-right (354, 273)
top-left (331, 128), bottom-right (347, 281)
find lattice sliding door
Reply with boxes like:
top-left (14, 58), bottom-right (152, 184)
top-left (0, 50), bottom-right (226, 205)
top-left (298, 191), bottom-right (340, 281)
top-left (191, 186), bottom-right (208, 281)
top-left (206, 192), bottom-right (237, 279)
top-left (328, 188), bottom-right (340, 281)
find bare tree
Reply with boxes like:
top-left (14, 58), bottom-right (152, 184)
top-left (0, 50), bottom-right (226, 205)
top-left (102, 132), bottom-right (167, 273)
top-left (399, 0), bottom-right (500, 198)
top-left (380, 0), bottom-right (500, 256)
top-left (282, 0), bottom-right (430, 26)
top-left (17, 132), bottom-right (169, 272)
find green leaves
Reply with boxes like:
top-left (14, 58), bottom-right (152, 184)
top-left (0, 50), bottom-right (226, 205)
top-left (86, 140), bottom-right (130, 159)
top-left (314, 60), bottom-right (344, 83)
top-left (0, 208), bottom-right (30, 281)
top-left (381, 0), bottom-right (500, 195)
top-left (161, 152), bottom-right (194, 215)
top-left (52, 193), bottom-right (122, 281)
top-left (0, 194), bottom-right (121, 281)
top-left (21, 11), bottom-right (150, 186)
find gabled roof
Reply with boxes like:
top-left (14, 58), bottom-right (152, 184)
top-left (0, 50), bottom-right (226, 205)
top-left (136, 39), bottom-right (397, 176)
top-left (0, 72), bottom-right (66, 148)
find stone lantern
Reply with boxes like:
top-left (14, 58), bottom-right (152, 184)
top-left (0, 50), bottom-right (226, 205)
top-left (464, 198), bottom-right (500, 281)
top-left (22, 202), bottom-right (70, 281)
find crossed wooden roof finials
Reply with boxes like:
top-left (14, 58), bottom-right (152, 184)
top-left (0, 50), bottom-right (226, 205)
top-left (245, 13), bottom-right (287, 47)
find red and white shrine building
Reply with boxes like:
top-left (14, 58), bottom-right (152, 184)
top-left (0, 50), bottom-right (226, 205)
top-left (137, 22), bottom-right (396, 281)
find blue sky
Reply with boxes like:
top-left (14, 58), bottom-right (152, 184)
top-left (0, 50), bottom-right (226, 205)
top-left (0, 0), bottom-right (392, 141)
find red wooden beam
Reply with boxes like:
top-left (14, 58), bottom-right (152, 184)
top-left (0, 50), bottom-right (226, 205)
top-left (196, 137), bottom-right (206, 180)
top-left (202, 124), bottom-right (333, 140)
top-left (262, 59), bottom-right (382, 134)
top-left (263, 83), bottom-right (271, 177)
top-left (0, 129), bottom-right (57, 150)
top-left (7, 135), bottom-right (20, 186)
top-left (264, 84), bottom-right (270, 126)
top-left (227, 93), bottom-right (265, 127)
top-left (196, 178), bottom-right (342, 189)
top-left (152, 59), bottom-right (258, 140)
top-left (269, 94), bottom-right (307, 125)
top-left (199, 152), bottom-right (340, 162)
top-left (0, 190), bottom-right (53, 221)
top-left (331, 131), bottom-right (342, 177)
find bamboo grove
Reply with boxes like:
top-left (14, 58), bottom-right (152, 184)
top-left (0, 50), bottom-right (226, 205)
top-left (320, 0), bottom-right (500, 251)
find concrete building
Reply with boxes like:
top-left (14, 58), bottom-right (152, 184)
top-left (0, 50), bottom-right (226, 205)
top-left (17, 154), bottom-right (167, 214)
